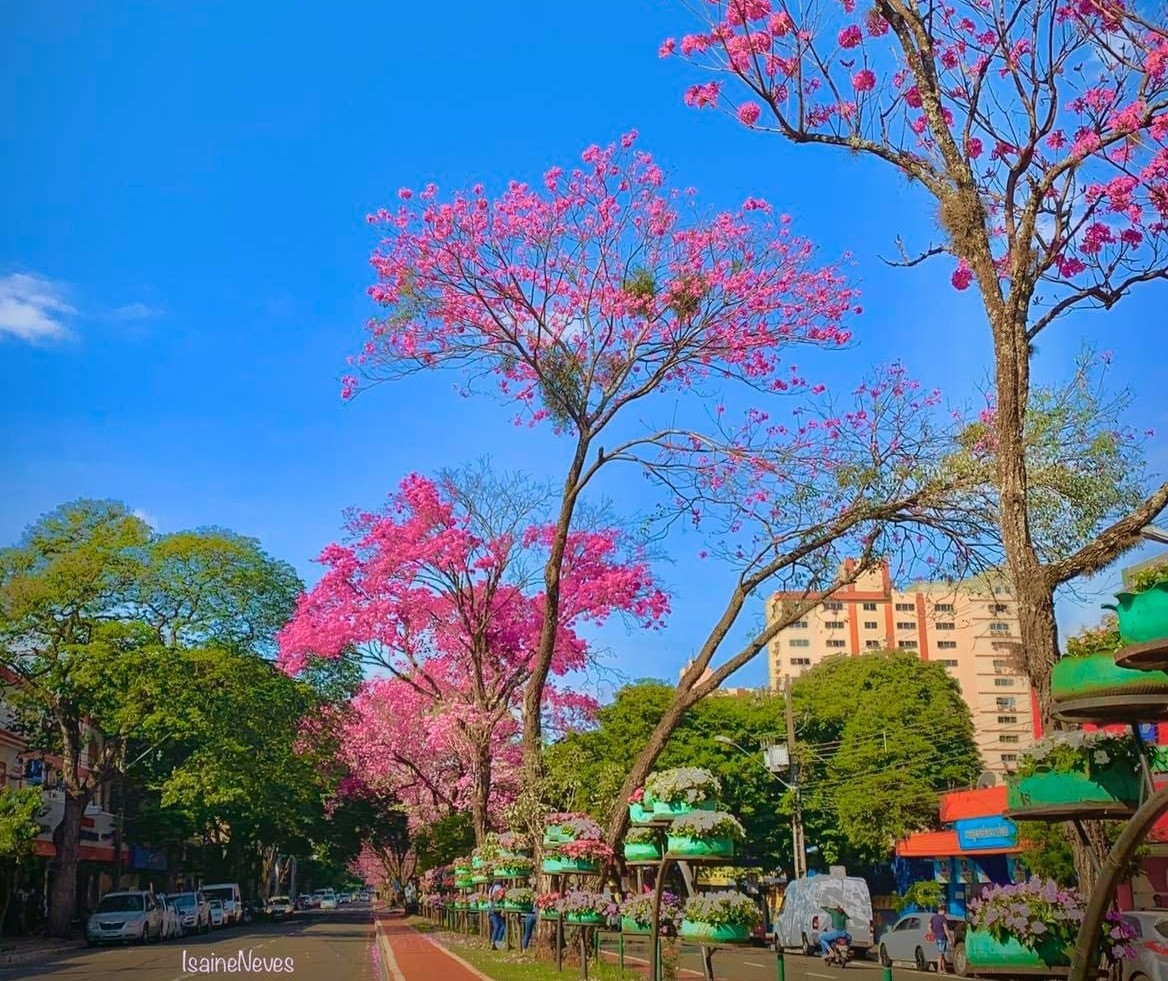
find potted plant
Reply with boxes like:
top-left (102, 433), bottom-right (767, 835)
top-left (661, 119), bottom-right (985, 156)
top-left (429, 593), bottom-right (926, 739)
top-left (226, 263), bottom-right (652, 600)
top-left (679, 890), bottom-right (761, 943)
top-left (497, 831), bottom-right (532, 858)
top-left (966, 879), bottom-right (1136, 970)
top-left (452, 856), bottom-right (472, 877)
top-left (535, 892), bottom-right (562, 920)
top-left (1052, 621), bottom-right (1168, 704)
top-left (1107, 560), bottom-right (1168, 644)
top-left (667, 810), bottom-right (745, 859)
top-left (544, 838), bottom-right (613, 874)
top-left (504, 887), bottom-right (535, 912)
top-left (494, 854), bottom-right (535, 877)
top-left (544, 812), bottom-right (603, 845)
top-left (624, 825), bottom-right (660, 862)
top-left (620, 892), bottom-right (682, 935)
top-left (1006, 730), bottom-right (1144, 814)
top-left (559, 889), bottom-right (617, 926)
top-left (644, 767), bottom-right (721, 816)
top-left (628, 787), bottom-right (654, 825)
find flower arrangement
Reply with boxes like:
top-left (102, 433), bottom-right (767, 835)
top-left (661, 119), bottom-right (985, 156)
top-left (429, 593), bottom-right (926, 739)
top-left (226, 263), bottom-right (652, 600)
top-left (466, 890), bottom-right (488, 907)
top-left (557, 839), bottom-right (614, 861)
top-left (559, 815), bottom-right (604, 840)
top-left (534, 891), bottom-right (562, 912)
top-left (497, 831), bottom-right (531, 854)
top-left (621, 892), bottom-right (682, 927)
top-left (422, 892), bottom-right (445, 907)
top-left (559, 890), bottom-right (618, 919)
top-left (683, 891), bottom-right (762, 928)
top-left (625, 826), bottom-right (658, 844)
top-left (1016, 730), bottom-right (1143, 779)
top-left (504, 887), bottom-right (535, 908)
top-left (645, 767), bottom-right (721, 805)
top-left (969, 879), bottom-right (1137, 961)
top-left (669, 810), bottom-right (746, 841)
top-left (628, 787), bottom-right (645, 805)
top-left (494, 854), bottom-right (535, 874)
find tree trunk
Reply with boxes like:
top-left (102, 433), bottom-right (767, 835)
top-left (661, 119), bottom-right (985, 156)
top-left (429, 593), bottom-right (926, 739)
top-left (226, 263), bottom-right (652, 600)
top-left (47, 790), bottom-right (87, 937)
top-left (472, 739), bottom-right (492, 845)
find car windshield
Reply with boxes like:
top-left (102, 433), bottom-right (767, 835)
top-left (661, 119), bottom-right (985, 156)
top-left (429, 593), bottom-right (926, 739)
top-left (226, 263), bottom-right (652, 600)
top-left (270, 896), bottom-right (290, 904)
top-left (170, 894), bottom-right (196, 910)
top-left (1154, 920), bottom-right (1168, 939)
top-left (209, 900), bottom-right (223, 909)
top-left (98, 894), bottom-right (144, 913)
top-left (203, 888), bottom-right (235, 902)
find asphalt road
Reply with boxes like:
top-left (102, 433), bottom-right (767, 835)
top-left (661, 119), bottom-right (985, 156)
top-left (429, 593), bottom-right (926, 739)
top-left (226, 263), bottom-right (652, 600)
top-left (0, 906), bottom-right (377, 981)
top-left (602, 936), bottom-right (944, 981)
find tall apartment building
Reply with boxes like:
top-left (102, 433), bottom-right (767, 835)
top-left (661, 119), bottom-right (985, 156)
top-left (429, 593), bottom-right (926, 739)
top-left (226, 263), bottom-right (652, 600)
top-left (767, 560), bottom-right (1036, 775)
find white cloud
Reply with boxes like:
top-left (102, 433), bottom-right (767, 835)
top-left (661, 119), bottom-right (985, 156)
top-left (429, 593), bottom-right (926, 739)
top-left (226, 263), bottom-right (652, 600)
top-left (112, 302), bottom-right (163, 321)
top-left (0, 273), bottom-right (76, 342)
top-left (132, 508), bottom-right (160, 530)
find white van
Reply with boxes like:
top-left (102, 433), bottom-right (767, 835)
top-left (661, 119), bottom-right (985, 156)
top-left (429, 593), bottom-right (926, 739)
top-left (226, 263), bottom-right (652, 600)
top-left (201, 883), bottom-right (242, 926)
top-left (774, 874), bottom-right (874, 956)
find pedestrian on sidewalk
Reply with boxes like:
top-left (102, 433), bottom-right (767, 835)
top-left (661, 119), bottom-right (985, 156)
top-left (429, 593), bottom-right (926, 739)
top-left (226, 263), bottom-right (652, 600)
top-left (931, 906), bottom-right (953, 975)
top-left (487, 881), bottom-right (506, 950)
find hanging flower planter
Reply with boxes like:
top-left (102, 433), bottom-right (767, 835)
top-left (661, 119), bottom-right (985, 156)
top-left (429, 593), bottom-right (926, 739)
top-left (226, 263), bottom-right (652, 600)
top-left (1053, 652), bottom-right (1168, 701)
top-left (1107, 564), bottom-right (1168, 644)
top-left (620, 893), bottom-right (682, 935)
top-left (541, 856), bottom-right (564, 874)
top-left (493, 856), bottom-right (535, 878)
top-left (454, 879), bottom-right (473, 890)
top-left (502, 887), bottom-right (534, 912)
top-left (621, 916), bottom-right (651, 935)
top-left (666, 811), bottom-right (744, 858)
top-left (623, 826), bottom-right (660, 862)
top-left (453, 863), bottom-right (472, 877)
top-left (543, 812), bottom-right (603, 846)
top-left (559, 889), bottom-right (616, 926)
top-left (470, 874), bottom-right (490, 884)
top-left (555, 856), bottom-right (601, 874)
top-left (535, 893), bottom-right (561, 920)
top-left (544, 837), bottom-right (612, 875)
top-left (1005, 731), bottom-right (1143, 818)
top-left (471, 855), bottom-right (485, 870)
top-left (679, 890), bottom-right (760, 944)
top-left (628, 787), bottom-right (654, 824)
top-left (1052, 620), bottom-right (1168, 720)
top-left (644, 767), bottom-right (722, 817)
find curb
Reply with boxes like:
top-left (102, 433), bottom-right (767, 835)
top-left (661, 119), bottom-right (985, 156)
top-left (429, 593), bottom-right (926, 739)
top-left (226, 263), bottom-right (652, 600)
top-left (0, 943), bottom-right (84, 966)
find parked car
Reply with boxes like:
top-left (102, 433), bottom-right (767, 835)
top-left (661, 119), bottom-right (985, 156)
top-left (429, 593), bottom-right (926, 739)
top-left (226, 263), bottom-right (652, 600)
top-left (1120, 910), bottom-right (1168, 981)
top-left (86, 891), bottom-right (164, 946)
top-left (202, 882), bottom-right (243, 925)
top-left (208, 899), bottom-right (226, 928)
top-left (265, 896), bottom-right (294, 919)
top-left (773, 875), bottom-right (875, 956)
top-left (295, 894), bottom-right (313, 910)
top-left (169, 891), bottom-right (211, 934)
top-left (316, 888), bottom-right (338, 910)
top-left (157, 894), bottom-right (183, 940)
top-left (879, 913), bottom-right (965, 972)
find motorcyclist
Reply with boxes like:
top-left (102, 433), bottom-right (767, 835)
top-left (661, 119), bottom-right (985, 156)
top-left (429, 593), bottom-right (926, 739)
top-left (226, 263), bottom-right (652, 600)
top-left (819, 903), bottom-right (852, 961)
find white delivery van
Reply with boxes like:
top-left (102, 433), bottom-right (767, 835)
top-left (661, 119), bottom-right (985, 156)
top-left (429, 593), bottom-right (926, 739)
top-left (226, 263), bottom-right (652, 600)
top-left (774, 874), bottom-right (874, 956)
top-left (201, 883), bottom-right (243, 926)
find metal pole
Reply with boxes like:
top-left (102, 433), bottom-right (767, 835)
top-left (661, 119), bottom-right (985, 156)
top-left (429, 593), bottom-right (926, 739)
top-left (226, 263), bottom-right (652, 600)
top-left (784, 677), bottom-right (806, 878)
top-left (776, 944), bottom-right (786, 981)
top-left (883, 965), bottom-right (894, 981)
top-left (619, 931), bottom-right (625, 970)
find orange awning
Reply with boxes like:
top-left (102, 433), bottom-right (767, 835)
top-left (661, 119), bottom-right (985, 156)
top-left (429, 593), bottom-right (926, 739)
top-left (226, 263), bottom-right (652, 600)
top-left (896, 829), bottom-right (1023, 858)
top-left (939, 786), bottom-right (1008, 823)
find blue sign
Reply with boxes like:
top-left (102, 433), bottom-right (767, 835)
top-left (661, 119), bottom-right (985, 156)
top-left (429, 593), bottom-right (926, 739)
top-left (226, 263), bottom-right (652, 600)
top-left (954, 815), bottom-right (1017, 851)
top-left (1140, 723), bottom-right (1158, 743)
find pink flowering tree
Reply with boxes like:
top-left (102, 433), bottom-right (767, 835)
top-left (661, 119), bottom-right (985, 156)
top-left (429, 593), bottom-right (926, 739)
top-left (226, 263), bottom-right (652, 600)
top-left (663, 0), bottom-right (1168, 726)
top-left (347, 133), bottom-right (860, 783)
top-left (277, 468), bottom-right (668, 841)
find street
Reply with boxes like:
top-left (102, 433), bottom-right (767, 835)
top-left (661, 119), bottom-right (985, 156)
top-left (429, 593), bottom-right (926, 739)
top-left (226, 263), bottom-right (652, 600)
top-left (0, 907), bottom-right (377, 981)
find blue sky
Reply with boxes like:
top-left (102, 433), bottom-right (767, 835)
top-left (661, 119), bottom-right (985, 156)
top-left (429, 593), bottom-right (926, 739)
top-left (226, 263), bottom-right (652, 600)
top-left (2, 0), bottom-right (1165, 691)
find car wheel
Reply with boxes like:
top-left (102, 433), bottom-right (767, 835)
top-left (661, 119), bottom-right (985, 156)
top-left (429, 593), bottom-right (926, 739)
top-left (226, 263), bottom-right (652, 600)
top-left (802, 934), bottom-right (817, 957)
top-left (880, 945), bottom-right (892, 967)
top-left (952, 941), bottom-right (969, 978)
top-left (915, 946), bottom-right (929, 972)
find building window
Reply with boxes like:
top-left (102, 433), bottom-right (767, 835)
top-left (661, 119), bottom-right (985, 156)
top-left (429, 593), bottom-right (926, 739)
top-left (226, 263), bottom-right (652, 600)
top-left (826, 639), bottom-right (847, 648)
top-left (791, 620), bottom-right (808, 629)
top-left (1001, 753), bottom-right (1018, 764)
top-left (996, 697), bottom-right (1017, 710)
top-left (934, 603), bottom-right (955, 613)
top-left (991, 604), bottom-right (1009, 614)
top-left (898, 640), bottom-right (918, 649)
top-left (941, 659), bottom-right (959, 668)
top-left (992, 658), bottom-right (1010, 673)
top-left (937, 640), bottom-right (957, 649)
top-left (825, 620), bottom-right (846, 629)
top-left (935, 622), bottom-right (955, 631)
top-left (791, 657), bottom-right (812, 666)
top-left (865, 640), bottom-right (882, 648)
top-left (789, 638), bottom-right (810, 648)
top-left (863, 620), bottom-right (878, 629)
top-left (824, 601), bottom-right (843, 611)
top-left (990, 622), bottom-right (1012, 636)
top-left (998, 715), bottom-right (1018, 725)
top-left (862, 602), bottom-right (877, 611)
top-left (994, 678), bottom-right (1015, 687)
top-left (993, 585), bottom-right (1012, 596)
top-left (999, 735), bottom-right (1020, 744)
top-left (896, 621), bottom-right (917, 630)
top-left (895, 602), bottom-right (916, 612)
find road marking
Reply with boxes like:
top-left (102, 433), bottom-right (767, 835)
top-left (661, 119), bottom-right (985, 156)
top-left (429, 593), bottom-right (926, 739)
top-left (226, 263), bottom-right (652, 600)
top-left (808, 972), bottom-right (836, 978)
top-left (745, 962), bottom-right (768, 968)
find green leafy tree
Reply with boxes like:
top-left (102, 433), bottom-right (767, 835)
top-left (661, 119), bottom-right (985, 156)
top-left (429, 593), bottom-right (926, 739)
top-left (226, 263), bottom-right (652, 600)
top-left (792, 652), bottom-right (982, 867)
top-left (0, 787), bottom-right (45, 934)
top-left (412, 813), bottom-right (476, 872)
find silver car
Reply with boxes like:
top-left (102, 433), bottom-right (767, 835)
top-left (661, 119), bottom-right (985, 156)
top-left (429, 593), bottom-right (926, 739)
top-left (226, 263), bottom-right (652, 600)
top-left (86, 891), bottom-right (164, 946)
top-left (1121, 910), bottom-right (1168, 981)
top-left (169, 890), bottom-right (212, 934)
top-left (878, 913), bottom-right (961, 972)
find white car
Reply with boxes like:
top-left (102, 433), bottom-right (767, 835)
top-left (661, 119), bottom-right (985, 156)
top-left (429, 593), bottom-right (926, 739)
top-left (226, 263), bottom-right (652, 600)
top-left (1121, 910), bottom-right (1168, 981)
top-left (170, 891), bottom-right (211, 934)
top-left (319, 895), bottom-right (338, 910)
top-left (158, 894), bottom-right (183, 940)
top-left (209, 899), bottom-right (225, 927)
top-left (86, 891), bottom-right (164, 946)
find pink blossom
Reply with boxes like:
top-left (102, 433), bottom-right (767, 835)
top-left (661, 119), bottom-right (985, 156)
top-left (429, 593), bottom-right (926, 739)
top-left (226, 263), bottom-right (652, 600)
top-left (852, 69), bottom-right (876, 92)
top-left (737, 102), bottom-right (762, 126)
top-left (951, 258), bottom-right (974, 290)
top-left (838, 25), bottom-right (863, 49)
top-left (659, 37), bottom-right (676, 57)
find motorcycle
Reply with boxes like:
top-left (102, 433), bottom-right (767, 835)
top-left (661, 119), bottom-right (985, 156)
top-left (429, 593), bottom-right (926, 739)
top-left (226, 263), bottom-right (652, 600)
top-left (825, 936), bottom-right (853, 968)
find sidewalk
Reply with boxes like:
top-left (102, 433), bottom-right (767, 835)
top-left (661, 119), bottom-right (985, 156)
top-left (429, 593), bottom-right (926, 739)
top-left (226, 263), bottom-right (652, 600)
top-left (0, 936), bottom-right (86, 966)
top-left (375, 915), bottom-right (490, 981)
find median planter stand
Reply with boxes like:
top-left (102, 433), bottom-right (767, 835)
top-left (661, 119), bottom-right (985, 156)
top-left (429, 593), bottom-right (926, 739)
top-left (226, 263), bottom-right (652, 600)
top-left (1006, 769), bottom-right (1142, 821)
top-left (1109, 583), bottom-right (1168, 644)
top-left (623, 840), bottom-right (659, 862)
top-left (650, 798), bottom-right (717, 818)
top-left (965, 928), bottom-right (1072, 975)
top-left (679, 921), bottom-right (751, 944)
top-left (665, 834), bottom-right (734, 858)
top-left (1051, 652), bottom-right (1168, 724)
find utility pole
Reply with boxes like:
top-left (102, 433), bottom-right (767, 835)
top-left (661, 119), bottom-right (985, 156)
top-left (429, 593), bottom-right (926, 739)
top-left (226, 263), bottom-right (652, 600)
top-left (784, 675), bottom-right (807, 879)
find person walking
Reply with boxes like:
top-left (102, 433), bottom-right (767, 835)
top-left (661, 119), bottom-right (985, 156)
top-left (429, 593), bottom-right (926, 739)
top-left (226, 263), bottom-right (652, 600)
top-left (931, 905), bottom-right (953, 975)
top-left (487, 880), bottom-right (507, 950)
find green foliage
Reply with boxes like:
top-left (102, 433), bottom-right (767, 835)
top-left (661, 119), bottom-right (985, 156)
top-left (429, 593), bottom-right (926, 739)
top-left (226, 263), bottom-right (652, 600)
top-left (0, 787), bottom-right (44, 861)
top-left (1015, 731), bottom-right (1141, 779)
top-left (895, 879), bottom-right (945, 913)
top-left (1063, 618), bottom-right (1123, 659)
top-left (413, 813), bottom-right (476, 871)
top-left (1129, 561), bottom-right (1168, 593)
top-left (792, 651), bottom-right (982, 867)
top-left (1015, 823), bottom-right (1075, 886)
top-left (543, 682), bottom-right (791, 870)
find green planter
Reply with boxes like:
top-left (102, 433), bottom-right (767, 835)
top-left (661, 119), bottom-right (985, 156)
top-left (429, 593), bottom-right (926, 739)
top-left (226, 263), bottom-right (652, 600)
top-left (495, 866), bottom-right (531, 878)
top-left (651, 799), bottom-right (718, 818)
top-left (666, 835), bottom-right (734, 858)
top-left (471, 855), bottom-right (484, 869)
top-left (965, 928), bottom-right (1070, 969)
top-left (541, 856), bottom-right (563, 874)
top-left (555, 856), bottom-right (600, 874)
top-left (1110, 584), bottom-right (1168, 644)
top-left (624, 841), bottom-right (660, 862)
top-left (502, 902), bottom-right (533, 912)
top-left (629, 802), bottom-right (654, 824)
top-left (621, 916), bottom-right (651, 934)
top-left (454, 878), bottom-right (473, 889)
top-left (453, 865), bottom-right (471, 877)
top-left (1007, 768), bottom-right (1141, 811)
top-left (680, 920), bottom-right (750, 943)
top-left (1052, 652), bottom-right (1168, 700)
top-left (470, 874), bottom-right (489, 884)
top-left (565, 912), bottom-right (605, 926)
top-left (540, 910), bottom-right (560, 921)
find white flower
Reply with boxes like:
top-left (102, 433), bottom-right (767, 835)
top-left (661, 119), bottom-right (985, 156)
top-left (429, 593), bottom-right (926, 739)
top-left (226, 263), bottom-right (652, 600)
top-left (1094, 751), bottom-right (1111, 765)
